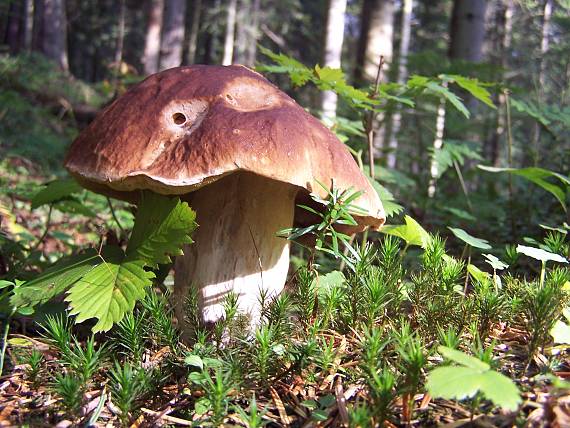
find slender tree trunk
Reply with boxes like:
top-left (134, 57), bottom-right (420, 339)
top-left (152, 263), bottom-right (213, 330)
top-left (245, 0), bottom-right (260, 66)
top-left (186, 0), bottom-right (202, 64)
top-left (386, 0), bottom-right (413, 169)
top-left (488, 0), bottom-right (513, 166)
top-left (22, 0), bottom-right (34, 51)
top-left (531, 0), bottom-right (553, 166)
top-left (159, 0), bottom-right (187, 70)
top-left (234, 0), bottom-right (249, 64)
top-left (112, 0), bottom-right (126, 93)
top-left (222, 0), bottom-right (237, 65)
top-left (32, 0), bottom-right (45, 53)
top-left (321, 0), bottom-right (347, 124)
top-left (143, 0), bottom-right (164, 75)
top-left (42, 0), bottom-right (69, 71)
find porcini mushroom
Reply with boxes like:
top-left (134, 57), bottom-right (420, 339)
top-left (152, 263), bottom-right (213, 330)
top-left (64, 65), bottom-right (385, 331)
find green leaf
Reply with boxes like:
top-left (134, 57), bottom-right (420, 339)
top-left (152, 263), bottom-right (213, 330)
top-left (31, 178), bottom-right (83, 209)
top-left (516, 245), bottom-right (568, 264)
top-left (314, 271), bottom-right (345, 296)
top-left (426, 81), bottom-right (470, 118)
top-left (257, 47), bottom-right (312, 86)
top-left (127, 192), bottom-right (196, 267)
top-left (478, 166), bottom-right (569, 212)
top-left (367, 177), bottom-right (404, 218)
top-left (194, 397), bottom-right (212, 415)
top-left (432, 140), bottom-right (482, 179)
top-left (448, 227), bottom-right (492, 250)
top-left (444, 75), bottom-right (495, 109)
top-left (11, 249), bottom-right (101, 309)
top-left (467, 264), bottom-right (491, 284)
top-left (483, 254), bottom-right (508, 271)
top-left (66, 246), bottom-right (154, 332)
top-left (54, 199), bottom-right (97, 218)
top-left (382, 215), bottom-right (431, 248)
top-left (438, 346), bottom-right (489, 371)
top-left (427, 347), bottom-right (521, 411)
top-left (184, 354), bottom-right (204, 370)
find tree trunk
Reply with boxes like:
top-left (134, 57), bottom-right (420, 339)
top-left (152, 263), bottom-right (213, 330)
top-left (222, 0), bottom-right (237, 65)
top-left (22, 0), bottom-right (34, 51)
top-left (531, 0), bottom-right (553, 166)
top-left (449, 0), bottom-right (487, 62)
top-left (32, 0), bottom-right (45, 53)
top-left (321, 0), bottom-right (347, 124)
top-left (112, 0), bottom-right (126, 93)
top-left (487, 0), bottom-right (513, 166)
top-left (143, 0), bottom-right (164, 75)
top-left (245, 0), bottom-right (261, 66)
top-left (385, 0), bottom-right (413, 169)
top-left (355, 0), bottom-right (395, 161)
top-left (428, 0), bottom-right (487, 197)
top-left (186, 0), bottom-right (202, 64)
top-left (159, 0), bottom-right (187, 70)
top-left (355, 0), bottom-right (395, 83)
top-left (6, 1), bottom-right (21, 54)
top-left (42, 0), bottom-right (69, 71)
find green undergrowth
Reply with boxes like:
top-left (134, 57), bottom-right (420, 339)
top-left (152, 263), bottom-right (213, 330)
top-left (2, 188), bottom-right (570, 427)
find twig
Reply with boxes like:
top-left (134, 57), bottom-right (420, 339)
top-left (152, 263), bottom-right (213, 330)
top-left (0, 313), bottom-right (13, 377)
top-left (364, 56), bottom-right (385, 179)
top-left (106, 197), bottom-right (125, 235)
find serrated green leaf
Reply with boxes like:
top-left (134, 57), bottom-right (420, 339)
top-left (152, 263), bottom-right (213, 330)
top-left (448, 227), bottom-right (492, 250)
top-left (367, 177), bottom-right (404, 218)
top-left (427, 359), bottom-right (521, 411)
top-left (382, 215), bottom-right (431, 248)
top-left (11, 249), bottom-right (101, 309)
top-left (426, 81), bottom-right (470, 118)
top-left (66, 246), bottom-right (154, 332)
top-left (127, 192), bottom-right (196, 267)
top-left (31, 178), bottom-right (83, 209)
top-left (444, 75), bottom-right (495, 109)
top-left (438, 346), bottom-right (489, 371)
top-left (478, 166), bottom-right (569, 212)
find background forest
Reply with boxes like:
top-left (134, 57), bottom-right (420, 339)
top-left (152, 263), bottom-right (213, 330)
top-left (1, 0), bottom-right (570, 427)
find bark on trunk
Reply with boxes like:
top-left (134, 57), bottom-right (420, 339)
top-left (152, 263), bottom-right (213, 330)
top-left (42, 0), bottom-right (69, 71)
top-left (143, 0), bottom-right (164, 75)
top-left (112, 0), bottom-right (126, 93)
top-left (449, 0), bottom-right (487, 62)
top-left (355, 0), bottom-right (395, 160)
top-left (186, 0), bottom-right (202, 64)
top-left (487, 0), bottom-right (513, 166)
top-left (531, 0), bottom-right (553, 165)
top-left (22, 0), bottom-right (34, 51)
top-left (386, 0), bottom-right (413, 169)
top-left (173, 172), bottom-right (296, 333)
top-left (355, 0), bottom-right (395, 83)
top-left (245, 0), bottom-right (261, 66)
top-left (321, 0), bottom-right (347, 124)
top-left (222, 0), bottom-right (237, 65)
top-left (32, 0), bottom-right (45, 53)
top-left (6, 1), bottom-right (21, 54)
top-left (159, 0), bottom-right (187, 70)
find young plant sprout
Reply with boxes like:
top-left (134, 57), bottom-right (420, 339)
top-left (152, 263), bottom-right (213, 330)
top-left (516, 244), bottom-right (568, 288)
top-left (64, 65), bottom-right (385, 332)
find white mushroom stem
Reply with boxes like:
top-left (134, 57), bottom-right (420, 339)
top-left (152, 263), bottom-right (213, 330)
top-left (173, 172), bottom-right (297, 332)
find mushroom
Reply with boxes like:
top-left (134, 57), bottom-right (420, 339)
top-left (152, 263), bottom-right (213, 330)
top-left (64, 65), bottom-right (385, 331)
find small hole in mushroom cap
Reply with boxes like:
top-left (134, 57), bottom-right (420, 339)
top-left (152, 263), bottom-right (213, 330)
top-left (172, 112), bottom-right (187, 125)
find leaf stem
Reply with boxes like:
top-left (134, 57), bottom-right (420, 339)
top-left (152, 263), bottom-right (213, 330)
top-left (107, 197), bottom-right (125, 235)
top-left (0, 313), bottom-right (12, 377)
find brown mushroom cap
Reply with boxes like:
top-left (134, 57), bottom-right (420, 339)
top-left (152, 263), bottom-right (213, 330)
top-left (65, 65), bottom-right (385, 231)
